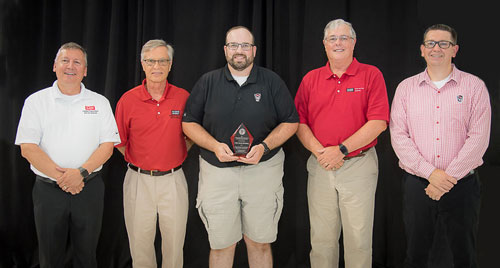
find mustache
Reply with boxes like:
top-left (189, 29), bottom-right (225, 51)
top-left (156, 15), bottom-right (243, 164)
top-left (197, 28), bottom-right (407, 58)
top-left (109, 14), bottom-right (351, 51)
top-left (232, 54), bottom-right (247, 59)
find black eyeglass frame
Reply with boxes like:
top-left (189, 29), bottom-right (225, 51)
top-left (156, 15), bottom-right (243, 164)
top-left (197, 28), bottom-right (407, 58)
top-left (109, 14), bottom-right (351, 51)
top-left (422, 40), bottom-right (456, 49)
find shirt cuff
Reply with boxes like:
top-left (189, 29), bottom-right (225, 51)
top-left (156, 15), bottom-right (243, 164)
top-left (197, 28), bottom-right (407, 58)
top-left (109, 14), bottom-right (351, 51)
top-left (418, 161), bottom-right (436, 180)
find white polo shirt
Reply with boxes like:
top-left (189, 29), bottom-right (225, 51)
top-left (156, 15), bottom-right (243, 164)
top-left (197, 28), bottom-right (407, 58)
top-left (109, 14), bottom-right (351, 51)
top-left (15, 81), bottom-right (121, 180)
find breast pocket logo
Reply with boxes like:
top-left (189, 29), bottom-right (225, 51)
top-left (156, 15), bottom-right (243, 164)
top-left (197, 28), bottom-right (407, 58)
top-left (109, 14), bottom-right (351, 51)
top-left (83, 105), bottom-right (98, 114)
top-left (254, 93), bottom-right (261, 102)
top-left (170, 110), bottom-right (182, 118)
top-left (457, 95), bottom-right (463, 103)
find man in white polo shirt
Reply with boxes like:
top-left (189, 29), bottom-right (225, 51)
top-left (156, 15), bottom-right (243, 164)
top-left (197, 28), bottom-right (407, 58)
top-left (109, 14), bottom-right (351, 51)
top-left (15, 42), bottom-right (120, 268)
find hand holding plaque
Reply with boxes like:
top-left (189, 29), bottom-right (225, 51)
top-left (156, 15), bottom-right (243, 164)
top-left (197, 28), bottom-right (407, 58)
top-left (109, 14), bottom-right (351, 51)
top-left (230, 123), bottom-right (254, 156)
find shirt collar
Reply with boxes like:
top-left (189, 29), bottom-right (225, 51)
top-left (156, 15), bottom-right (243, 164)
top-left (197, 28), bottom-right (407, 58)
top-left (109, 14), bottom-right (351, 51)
top-left (51, 80), bottom-right (88, 100)
top-left (138, 79), bottom-right (171, 102)
top-left (224, 64), bottom-right (258, 85)
top-left (418, 64), bottom-right (460, 86)
top-left (322, 57), bottom-right (360, 80)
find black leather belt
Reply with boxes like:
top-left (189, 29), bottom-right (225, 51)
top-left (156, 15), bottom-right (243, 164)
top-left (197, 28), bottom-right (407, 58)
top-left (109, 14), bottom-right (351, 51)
top-left (36, 171), bottom-right (99, 187)
top-left (344, 147), bottom-right (372, 160)
top-left (128, 163), bottom-right (181, 176)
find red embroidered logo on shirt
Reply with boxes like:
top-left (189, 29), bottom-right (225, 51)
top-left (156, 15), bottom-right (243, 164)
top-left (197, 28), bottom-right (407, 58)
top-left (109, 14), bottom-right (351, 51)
top-left (83, 106), bottom-right (98, 114)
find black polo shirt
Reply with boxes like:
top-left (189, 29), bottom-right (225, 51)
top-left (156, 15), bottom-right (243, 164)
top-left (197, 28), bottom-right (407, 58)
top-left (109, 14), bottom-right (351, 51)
top-left (183, 64), bottom-right (299, 168)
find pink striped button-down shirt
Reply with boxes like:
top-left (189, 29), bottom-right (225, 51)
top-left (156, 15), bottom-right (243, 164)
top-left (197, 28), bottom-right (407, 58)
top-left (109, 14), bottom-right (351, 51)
top-left (390, 65), bottom-right (491, 180)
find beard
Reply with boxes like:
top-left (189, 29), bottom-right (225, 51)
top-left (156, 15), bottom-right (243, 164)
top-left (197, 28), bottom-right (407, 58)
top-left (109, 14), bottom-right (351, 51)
top-left (227, 53), bottom-right (254, 71)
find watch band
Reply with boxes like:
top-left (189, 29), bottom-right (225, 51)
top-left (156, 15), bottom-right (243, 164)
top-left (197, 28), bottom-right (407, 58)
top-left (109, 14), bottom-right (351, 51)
top-left (78, 167), bottom-right (90, 178)
top-left (339, 143), bottom-right (349, 156)
top-left (261, 141), bottom-right (270, 155)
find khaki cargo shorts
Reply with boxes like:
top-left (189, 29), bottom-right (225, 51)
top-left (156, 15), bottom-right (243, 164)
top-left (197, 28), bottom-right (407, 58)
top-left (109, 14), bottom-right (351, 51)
top-left (196, 149), bottom-right (285, 249)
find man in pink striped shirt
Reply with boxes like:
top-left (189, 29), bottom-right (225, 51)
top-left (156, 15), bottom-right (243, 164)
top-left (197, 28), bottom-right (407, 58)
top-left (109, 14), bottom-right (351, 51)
top-left (390, 24), bottom-right (491, 267)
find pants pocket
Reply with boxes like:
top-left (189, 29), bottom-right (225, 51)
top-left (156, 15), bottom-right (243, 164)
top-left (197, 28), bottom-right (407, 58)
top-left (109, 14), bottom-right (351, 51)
top-left (196, 198), bottom-right (210, 229)
top-left (273, 187), bottom-right (284, 223)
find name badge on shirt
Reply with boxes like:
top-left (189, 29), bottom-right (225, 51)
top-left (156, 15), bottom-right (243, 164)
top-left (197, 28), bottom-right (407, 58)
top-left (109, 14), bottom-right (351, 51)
top-left (346, 88), bottom-right (354, 92)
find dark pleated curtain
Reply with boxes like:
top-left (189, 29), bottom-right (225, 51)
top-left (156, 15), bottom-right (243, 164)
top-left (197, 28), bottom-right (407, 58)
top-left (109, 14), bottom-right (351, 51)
top-left (0, 0), bottom-right (498, 267)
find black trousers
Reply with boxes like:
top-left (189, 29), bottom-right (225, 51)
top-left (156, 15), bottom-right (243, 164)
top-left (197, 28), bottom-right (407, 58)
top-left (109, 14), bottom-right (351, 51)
top-left (32, 174), bottom-right (105, 268)
top-left (402, 170), bottom-right (480, 268)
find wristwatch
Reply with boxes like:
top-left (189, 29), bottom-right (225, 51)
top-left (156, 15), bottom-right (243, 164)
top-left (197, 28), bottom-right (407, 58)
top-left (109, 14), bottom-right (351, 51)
top-left (78, 167), bottom-right (90, 178)
top-left (339, 143), bottom-right (349, 156)
top-left (261, 141), bottom-right (270, 155)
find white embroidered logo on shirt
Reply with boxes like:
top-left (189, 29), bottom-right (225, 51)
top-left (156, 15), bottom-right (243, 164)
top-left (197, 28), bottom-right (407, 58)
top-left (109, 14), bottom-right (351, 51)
top-left (254, 93), bottom-right (261, 102)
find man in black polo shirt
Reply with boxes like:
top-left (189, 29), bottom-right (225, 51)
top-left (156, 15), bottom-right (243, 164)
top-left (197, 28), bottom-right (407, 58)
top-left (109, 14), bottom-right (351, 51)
top-left (182, 26), bottom-right (299, 268)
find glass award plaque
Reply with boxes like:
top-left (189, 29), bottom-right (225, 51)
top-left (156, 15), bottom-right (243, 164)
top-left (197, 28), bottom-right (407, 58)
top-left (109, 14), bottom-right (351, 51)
top-left (230, 123), bottom-right (254, 156)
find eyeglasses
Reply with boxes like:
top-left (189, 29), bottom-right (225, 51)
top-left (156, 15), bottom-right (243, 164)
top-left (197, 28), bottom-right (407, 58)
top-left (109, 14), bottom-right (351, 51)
top-left (143, 58), bottom-right (171, 66)
top-left (423, 40), bottom-right (455, 49)
top-left (325, 35), bottom-right (354, 43)
top-left (225, 42), bottom-right (254, 51)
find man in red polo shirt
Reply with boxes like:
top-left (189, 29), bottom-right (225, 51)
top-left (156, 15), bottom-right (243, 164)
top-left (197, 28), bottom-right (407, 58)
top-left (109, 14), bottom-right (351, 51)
top-left (295, 19), bottom-right (389, 268)
top-left (115, 39), bottom-right (190, 268)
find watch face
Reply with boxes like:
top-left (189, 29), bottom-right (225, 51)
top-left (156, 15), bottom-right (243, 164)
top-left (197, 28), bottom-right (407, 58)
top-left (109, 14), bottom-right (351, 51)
top-left (339, 144), bottom-right (348, 155)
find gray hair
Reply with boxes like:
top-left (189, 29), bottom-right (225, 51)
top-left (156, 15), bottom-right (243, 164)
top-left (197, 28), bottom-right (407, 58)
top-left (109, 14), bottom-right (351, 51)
top-left (141, 39), bottom-right (174, 61)
top-left (54, 42), bottom-right (88, 66)
top-left (323, 19), bottom-right (357, 40)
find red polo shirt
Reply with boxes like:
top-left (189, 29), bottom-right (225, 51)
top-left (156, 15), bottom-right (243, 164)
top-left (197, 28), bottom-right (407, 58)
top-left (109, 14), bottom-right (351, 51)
top-left (115, 79), bottom-right (189, 170)
top-left (295, 58), bottom-right (389, 156)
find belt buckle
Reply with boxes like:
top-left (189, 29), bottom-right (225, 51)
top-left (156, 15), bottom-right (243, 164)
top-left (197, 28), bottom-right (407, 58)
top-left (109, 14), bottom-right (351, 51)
top-left (150, 170), bottom-right (158, 176)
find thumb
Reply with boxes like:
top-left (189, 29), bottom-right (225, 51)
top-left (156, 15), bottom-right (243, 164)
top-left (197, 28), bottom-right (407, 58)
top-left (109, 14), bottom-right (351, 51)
top-left (223, 144), bottom-right (234, 155)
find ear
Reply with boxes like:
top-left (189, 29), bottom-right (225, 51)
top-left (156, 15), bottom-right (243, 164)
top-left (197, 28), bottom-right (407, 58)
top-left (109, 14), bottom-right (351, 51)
top-left (420, 44), bottom-right (425, 58)
top-left (167, 60), bottom-right (173, 71)
top-left (452, 44), bottom-right (459, 58)
top-left (83, 66), bottom-right (87, 77)
top-left (53, 62), bottom-right (57, 72)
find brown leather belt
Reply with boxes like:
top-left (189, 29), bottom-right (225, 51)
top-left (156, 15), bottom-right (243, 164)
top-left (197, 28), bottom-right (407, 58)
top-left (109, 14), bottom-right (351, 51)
top-left (128, 163), bottom-right (181, 176)
top-left (343, 147), bottom-right (372, 160)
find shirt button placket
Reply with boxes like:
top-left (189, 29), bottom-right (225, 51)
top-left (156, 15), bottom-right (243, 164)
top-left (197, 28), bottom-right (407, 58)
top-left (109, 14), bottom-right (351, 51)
top-left (156, 102), bottom-right (161, 118)
top-left (435, 90), bottom-right (441, 162)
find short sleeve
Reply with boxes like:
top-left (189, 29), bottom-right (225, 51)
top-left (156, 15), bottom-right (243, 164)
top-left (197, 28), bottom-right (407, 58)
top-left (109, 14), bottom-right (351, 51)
top-left (182, 75), bottom-right (207, 124)
top-left (272, 75), bottom-right (299, 123)
top-left (99, 97), bottom-right (121, 145)
top-left (366, 68), bottom-right (390, 123)
top-left (294, 76), bottom-right (310, 125)
top-left (15, 96), bottom-right (42, 145)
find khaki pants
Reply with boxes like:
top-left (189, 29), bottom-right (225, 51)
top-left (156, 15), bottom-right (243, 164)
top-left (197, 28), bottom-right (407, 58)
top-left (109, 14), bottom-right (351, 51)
top-left (123, 167), bottom-right (189, 268)
top-left (307, 148), bottom-right (378, 268)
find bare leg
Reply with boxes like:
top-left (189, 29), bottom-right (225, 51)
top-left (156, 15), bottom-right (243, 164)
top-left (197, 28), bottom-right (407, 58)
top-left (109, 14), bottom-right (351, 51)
top-left (244, 235), bottom-right (273, 268)
top-left (209, 243), bottom-right (237, 268)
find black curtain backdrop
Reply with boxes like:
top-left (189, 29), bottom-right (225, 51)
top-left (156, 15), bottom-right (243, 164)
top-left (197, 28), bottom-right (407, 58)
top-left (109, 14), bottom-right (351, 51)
top-left (1, 0), bottom-right (498, 267)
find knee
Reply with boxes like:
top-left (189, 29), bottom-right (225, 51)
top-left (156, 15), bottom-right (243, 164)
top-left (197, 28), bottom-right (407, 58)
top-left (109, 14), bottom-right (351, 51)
top-left (211, 243), bottom-right (237, 255)
top-left (243, 235), bottom-right (270, 252)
